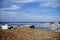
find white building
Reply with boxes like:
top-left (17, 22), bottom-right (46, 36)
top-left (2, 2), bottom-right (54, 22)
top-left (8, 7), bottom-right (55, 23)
top-left (1, 24), bottom-right (8, 29)
top-left (58, 24), bottom-right (60, 27)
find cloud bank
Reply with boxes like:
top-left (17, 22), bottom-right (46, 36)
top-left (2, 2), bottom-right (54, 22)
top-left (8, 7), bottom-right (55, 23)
top-left (0, 0), bottom-right (60, 22)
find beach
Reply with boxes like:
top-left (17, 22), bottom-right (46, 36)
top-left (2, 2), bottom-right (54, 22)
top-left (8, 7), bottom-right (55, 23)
top-left (0, 27), bottom-right (60, 40)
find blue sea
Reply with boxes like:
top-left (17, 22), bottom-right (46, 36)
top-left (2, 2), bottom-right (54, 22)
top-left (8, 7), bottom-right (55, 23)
top-left (1, 22), bottom-right (46, 26)
top-left (0, 22), bottom-right (60, 30)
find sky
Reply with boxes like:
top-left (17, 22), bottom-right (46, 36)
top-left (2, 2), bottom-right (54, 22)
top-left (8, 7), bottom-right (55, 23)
top-left (0, 0), bottom-right (60, 22)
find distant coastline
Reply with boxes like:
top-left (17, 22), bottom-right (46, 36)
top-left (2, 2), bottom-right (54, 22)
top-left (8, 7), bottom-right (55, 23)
top-left (0, 22), bottom-right (60, 23)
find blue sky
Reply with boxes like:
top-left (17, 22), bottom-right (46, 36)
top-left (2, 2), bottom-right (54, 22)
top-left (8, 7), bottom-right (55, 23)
top-left (0, 0), bottom-right (60, 22)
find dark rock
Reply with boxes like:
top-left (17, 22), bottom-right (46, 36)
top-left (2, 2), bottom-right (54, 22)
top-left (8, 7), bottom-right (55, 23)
top-left (8, 26), bottom-right (13, 29)
top-left (30, 25), bottom-right (35, 28)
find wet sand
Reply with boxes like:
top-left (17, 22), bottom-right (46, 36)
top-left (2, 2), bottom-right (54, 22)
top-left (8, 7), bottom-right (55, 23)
top-left (0, 27), bottom-right (60, 40)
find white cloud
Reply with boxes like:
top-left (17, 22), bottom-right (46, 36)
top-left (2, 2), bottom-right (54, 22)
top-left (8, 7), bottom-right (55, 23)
top-left (1, 5), bottom-right (20, 10)
top-left (0, 0), bottom-right (60, 22)
top-left (40, 2), bottom-right (53, 7)
top-left (11, 0), bottom-right (60, 8)
top-left (39, 0), bottom-right (60, 7)
top-left (40, 2), bottom-right (60, 8)
top-left (9, 5), bottom-right (20, 9)
top-left (12, 0), bottom-right (35, 3)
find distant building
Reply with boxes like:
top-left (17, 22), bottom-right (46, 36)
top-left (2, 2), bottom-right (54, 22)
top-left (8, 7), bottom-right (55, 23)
top-left (1, 24), bottom-right (8, 29)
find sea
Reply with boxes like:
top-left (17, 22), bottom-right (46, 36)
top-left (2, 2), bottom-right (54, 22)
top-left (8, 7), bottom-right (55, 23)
top-left (0, 22), bottom-right (60, 30)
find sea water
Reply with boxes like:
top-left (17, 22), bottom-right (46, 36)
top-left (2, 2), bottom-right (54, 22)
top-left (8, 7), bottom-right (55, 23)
top-left (0, 22), bottom-right (60, 30)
